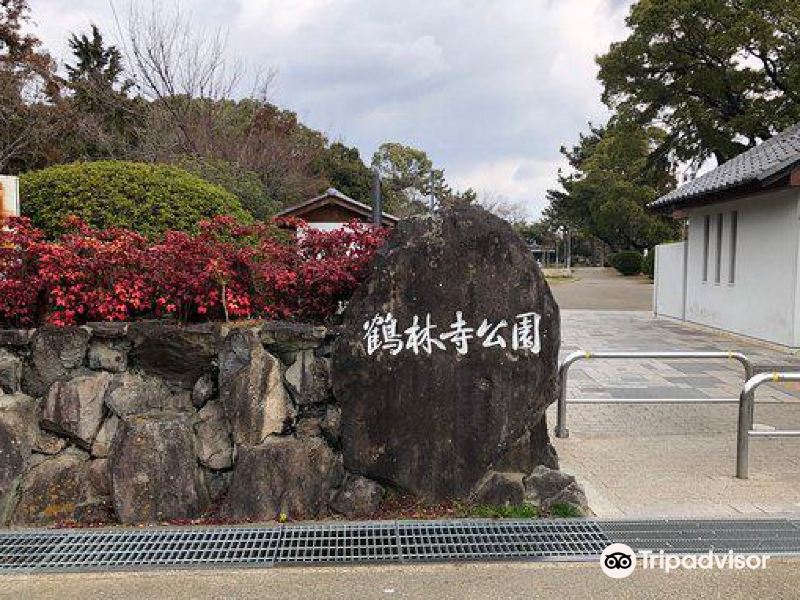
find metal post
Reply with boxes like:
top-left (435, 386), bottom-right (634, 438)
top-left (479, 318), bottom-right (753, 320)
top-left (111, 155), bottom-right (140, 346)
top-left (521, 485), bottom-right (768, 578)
top-left (736, 376), bottom-right (758, 479)
top-left (555, 351), bottom-right (585, 438)
top-left (371, 169), bottom-right (382, 226)
top-left (736, 371), bottom-right (800, 479)
top-left (429, 170), bottom-right (435, 212)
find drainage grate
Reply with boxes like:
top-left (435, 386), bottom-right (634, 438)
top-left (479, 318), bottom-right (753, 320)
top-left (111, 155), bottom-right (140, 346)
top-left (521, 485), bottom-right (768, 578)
top-left (599, 519), bottom-right (800, 554)
top-left (0, 528), bottom-right (280, 572)
top-left (3, 519), bottom-right (800, 573)
top-left (397, 520), bottom-right (608, 561)
top-left (275, 523), bottom-right (399, 563)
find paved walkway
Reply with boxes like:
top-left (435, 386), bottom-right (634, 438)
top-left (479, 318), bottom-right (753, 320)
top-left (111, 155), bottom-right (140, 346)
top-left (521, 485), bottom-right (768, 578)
top-left (548, 310), bottom-right (800, 518)
top-left (5, 559), bottom-right (800, 599)
top-left (550, 267), bottom-right (653, 311)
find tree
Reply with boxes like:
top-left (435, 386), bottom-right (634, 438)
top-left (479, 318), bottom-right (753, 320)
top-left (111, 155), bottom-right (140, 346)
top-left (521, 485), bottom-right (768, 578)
top-left (475, 191), bottom-right (529, 224)
top-left (63, 24), bottom-right (143, 160)
top-left (372, 142), bottom-right (450, 216)
top-left (0, 0), bottom-right (63, 172)
top-left (598, 0), bottom-right (800, 165)
top-left (316, 142), bottom-right (373, 202)
top-left (545, 119), bottom-right (680, 252)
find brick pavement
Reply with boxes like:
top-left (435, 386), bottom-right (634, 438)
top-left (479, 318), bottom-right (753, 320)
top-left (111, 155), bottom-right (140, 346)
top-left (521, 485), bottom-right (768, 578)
top-left (548, 310), bottom-right (800, 517)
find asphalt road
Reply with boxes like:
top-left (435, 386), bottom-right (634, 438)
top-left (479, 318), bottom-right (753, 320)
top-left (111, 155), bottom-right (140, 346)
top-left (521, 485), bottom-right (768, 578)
top-left (4, 558), bottom-right (800, 599)
top-left (550, 267), bottom-right (653, 311)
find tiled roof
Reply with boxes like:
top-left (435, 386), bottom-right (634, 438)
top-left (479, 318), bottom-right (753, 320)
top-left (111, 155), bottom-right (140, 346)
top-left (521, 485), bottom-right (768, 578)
top-left (275, 187), bottom-right (399, 223)
top-left (650, 123), bottom-right (800, 209)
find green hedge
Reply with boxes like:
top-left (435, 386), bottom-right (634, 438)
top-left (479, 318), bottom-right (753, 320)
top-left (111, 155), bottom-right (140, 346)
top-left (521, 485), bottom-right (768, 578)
top-left (611, 250), bottom-right (643, 276)
top-left (21, 161), bottom-right (251, 238)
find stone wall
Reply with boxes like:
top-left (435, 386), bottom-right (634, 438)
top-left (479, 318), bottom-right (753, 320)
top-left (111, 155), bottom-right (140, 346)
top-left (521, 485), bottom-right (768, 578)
top-left (0, 321), bottom-right (383, 526)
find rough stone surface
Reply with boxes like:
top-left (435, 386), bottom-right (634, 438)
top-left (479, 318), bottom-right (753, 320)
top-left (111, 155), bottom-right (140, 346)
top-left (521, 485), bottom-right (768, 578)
top-left (523, 465), bottom-right (590, 515)
top-left (85, 322), bottom-right (128, 339)
top-left (109, 413), bottom-right (209, 524)
top-left (90, 415), bottom-right (119, 458)
top-left (295, 417), bottom-right (322, 437)
top-left (218, 329), bottom-right (294, 445)
top-left (11, 448), bottom-right (112, 526)
top-left (259, 321), bottom-right (327, 364)
top-left (0, 329), bottom-right (34, 348)
top-left (128, 322), bottom-right (219, 389)
top-left (0, 393), bottom-right (39, 519)
top-left (330, 474), bottom-right (385, 518)
top-left (87, 458), bottom-right (111, 497)
top-left (194, 400), bottom-right (233, 470)
top-left (22, 326), bottom-right (91, 397)
top-left (0, 349), bottom-right (22, 394)
top-left (220, 436), bottom-right (343, 521)
top-left (320, 405), bottom-right (342, 446)
top-left (41, 372), bottom-right (112, 448)
top-left (34, 431), bottom-right (68, 456)
top-left (284, 350), bottom-right (332, 405)
top-left (332, 204), bottom-right (561, 501)
top-left (191, 373), bottom-right (216, 408)
top-left (88, 339), bottom-right (129, 373)
top-left (105, 372), bottom-right (191, 417)
top-left (470, 471), bottom-right (525, 507)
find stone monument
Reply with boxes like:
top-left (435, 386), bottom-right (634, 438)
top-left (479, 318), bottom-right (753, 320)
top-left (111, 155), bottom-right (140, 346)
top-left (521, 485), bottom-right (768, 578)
top-left (332, 202), bottom-right (566, 503)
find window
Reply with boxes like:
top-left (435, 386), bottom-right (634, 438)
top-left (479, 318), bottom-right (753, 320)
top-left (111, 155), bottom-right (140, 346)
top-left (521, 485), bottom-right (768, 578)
top-left (729, 211), bottom-right (738, 284)
top-left (715, 213), bottom-right (723, 284)
top-left (702, 215), bottom-right (710, 282)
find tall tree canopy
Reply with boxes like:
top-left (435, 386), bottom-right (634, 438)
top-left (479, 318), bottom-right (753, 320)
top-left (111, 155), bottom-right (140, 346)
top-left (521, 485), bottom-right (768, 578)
top-left (0, 0), bottom-right (62, 172)
top-left (598, 0), bottom-right (800, 165)
top-left (545, 119), bottom-right (679, 251)
top-left (371, 142), bottom-right (450, 217)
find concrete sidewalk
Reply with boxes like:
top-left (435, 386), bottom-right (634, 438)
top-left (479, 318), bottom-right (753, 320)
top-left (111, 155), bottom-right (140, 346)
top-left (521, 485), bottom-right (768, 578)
top-left (550, 311), bottom-right (800, 518)
top-left (4, 559), bottom-right (800, 600)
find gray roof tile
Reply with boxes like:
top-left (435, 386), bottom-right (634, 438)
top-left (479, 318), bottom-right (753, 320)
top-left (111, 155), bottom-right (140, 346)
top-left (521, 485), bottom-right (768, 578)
top-left (650, 122), bottom-right (800, 209)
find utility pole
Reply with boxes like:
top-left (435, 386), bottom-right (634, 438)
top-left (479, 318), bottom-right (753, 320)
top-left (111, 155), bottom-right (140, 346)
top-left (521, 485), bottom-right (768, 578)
top-left (429, 170), bottom-right (435, 212)
top-left (371, 169), bottom-right (382, 226)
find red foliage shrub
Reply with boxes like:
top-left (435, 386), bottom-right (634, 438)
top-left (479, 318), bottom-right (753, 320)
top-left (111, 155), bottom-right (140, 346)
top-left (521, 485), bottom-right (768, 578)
top-left (0, 215), bottom-right (388, 327)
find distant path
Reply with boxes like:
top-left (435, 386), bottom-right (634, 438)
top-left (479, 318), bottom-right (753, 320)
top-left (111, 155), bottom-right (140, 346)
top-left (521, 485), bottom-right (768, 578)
top-left (550, 267), bottom-right (653, 311)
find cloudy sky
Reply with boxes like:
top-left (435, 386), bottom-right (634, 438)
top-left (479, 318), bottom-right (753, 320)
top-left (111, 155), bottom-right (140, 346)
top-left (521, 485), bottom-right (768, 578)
top-left (29, 0), bottom-right (633, 218)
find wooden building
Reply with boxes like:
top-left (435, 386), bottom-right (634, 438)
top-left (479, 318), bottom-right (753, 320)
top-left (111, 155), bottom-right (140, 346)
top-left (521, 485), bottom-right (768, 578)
top-left (275, 188), bottom-right (398, 230)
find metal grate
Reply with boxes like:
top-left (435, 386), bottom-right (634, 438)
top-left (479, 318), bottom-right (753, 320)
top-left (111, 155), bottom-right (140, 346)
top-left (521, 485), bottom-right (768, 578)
top-left (275, 523), bottom-right (399, 563)
top-left (3, 518), bottom-right (800, 573)
top-left (397, 520), bottom-right (608, 561)
top-left (0, 528), bottom-right (280, 573)
top-left (599, 519), bottom-right (800, 554)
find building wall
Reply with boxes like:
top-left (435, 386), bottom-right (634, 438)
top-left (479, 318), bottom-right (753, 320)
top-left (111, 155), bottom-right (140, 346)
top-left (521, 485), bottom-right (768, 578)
top-left (683, 188), bottom-right (800, 346)
top-left (654, 241), bottom-right (687, 319)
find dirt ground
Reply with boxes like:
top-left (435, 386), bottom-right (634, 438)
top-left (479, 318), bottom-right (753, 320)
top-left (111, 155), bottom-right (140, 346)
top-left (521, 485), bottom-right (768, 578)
top-left (550, 267), bottom-right (653, 311)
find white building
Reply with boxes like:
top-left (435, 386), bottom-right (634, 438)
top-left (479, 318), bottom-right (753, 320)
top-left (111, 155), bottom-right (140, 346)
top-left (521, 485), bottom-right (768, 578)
top-left (653, 123), bottom-right (800, 347)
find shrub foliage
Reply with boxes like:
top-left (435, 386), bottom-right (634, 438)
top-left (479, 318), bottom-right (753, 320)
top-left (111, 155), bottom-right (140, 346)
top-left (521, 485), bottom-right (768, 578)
top-left (0, 216), bottom-right (387, 327)
top-left (611, 250), bottom-right (643, 276)
top-left (20, 161), bottom-right (251, 238)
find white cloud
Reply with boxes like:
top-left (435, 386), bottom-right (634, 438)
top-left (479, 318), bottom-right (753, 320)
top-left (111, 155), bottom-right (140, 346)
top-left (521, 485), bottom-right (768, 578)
top-left (29, 0), bottom-right (633, 218)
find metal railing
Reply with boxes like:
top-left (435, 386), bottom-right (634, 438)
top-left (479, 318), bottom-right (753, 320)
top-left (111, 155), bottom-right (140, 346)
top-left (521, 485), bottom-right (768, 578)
top-left (555, 350), bottom-right (755, 439)
top-left (736, 372), bottom-right (800, 479)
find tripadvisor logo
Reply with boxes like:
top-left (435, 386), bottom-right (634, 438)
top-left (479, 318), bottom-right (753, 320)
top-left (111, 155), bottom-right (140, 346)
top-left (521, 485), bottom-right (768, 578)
top-left (601, 543), bottom-right (636, 579)
top-left (600, 543), bottom-right (770, 578)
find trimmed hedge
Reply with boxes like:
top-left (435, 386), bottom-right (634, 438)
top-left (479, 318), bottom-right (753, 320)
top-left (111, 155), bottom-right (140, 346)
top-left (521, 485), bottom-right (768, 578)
top-left (611, 250), bottom-right (643, 276)
top-left (21, 161), bottom-right (251, 238)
